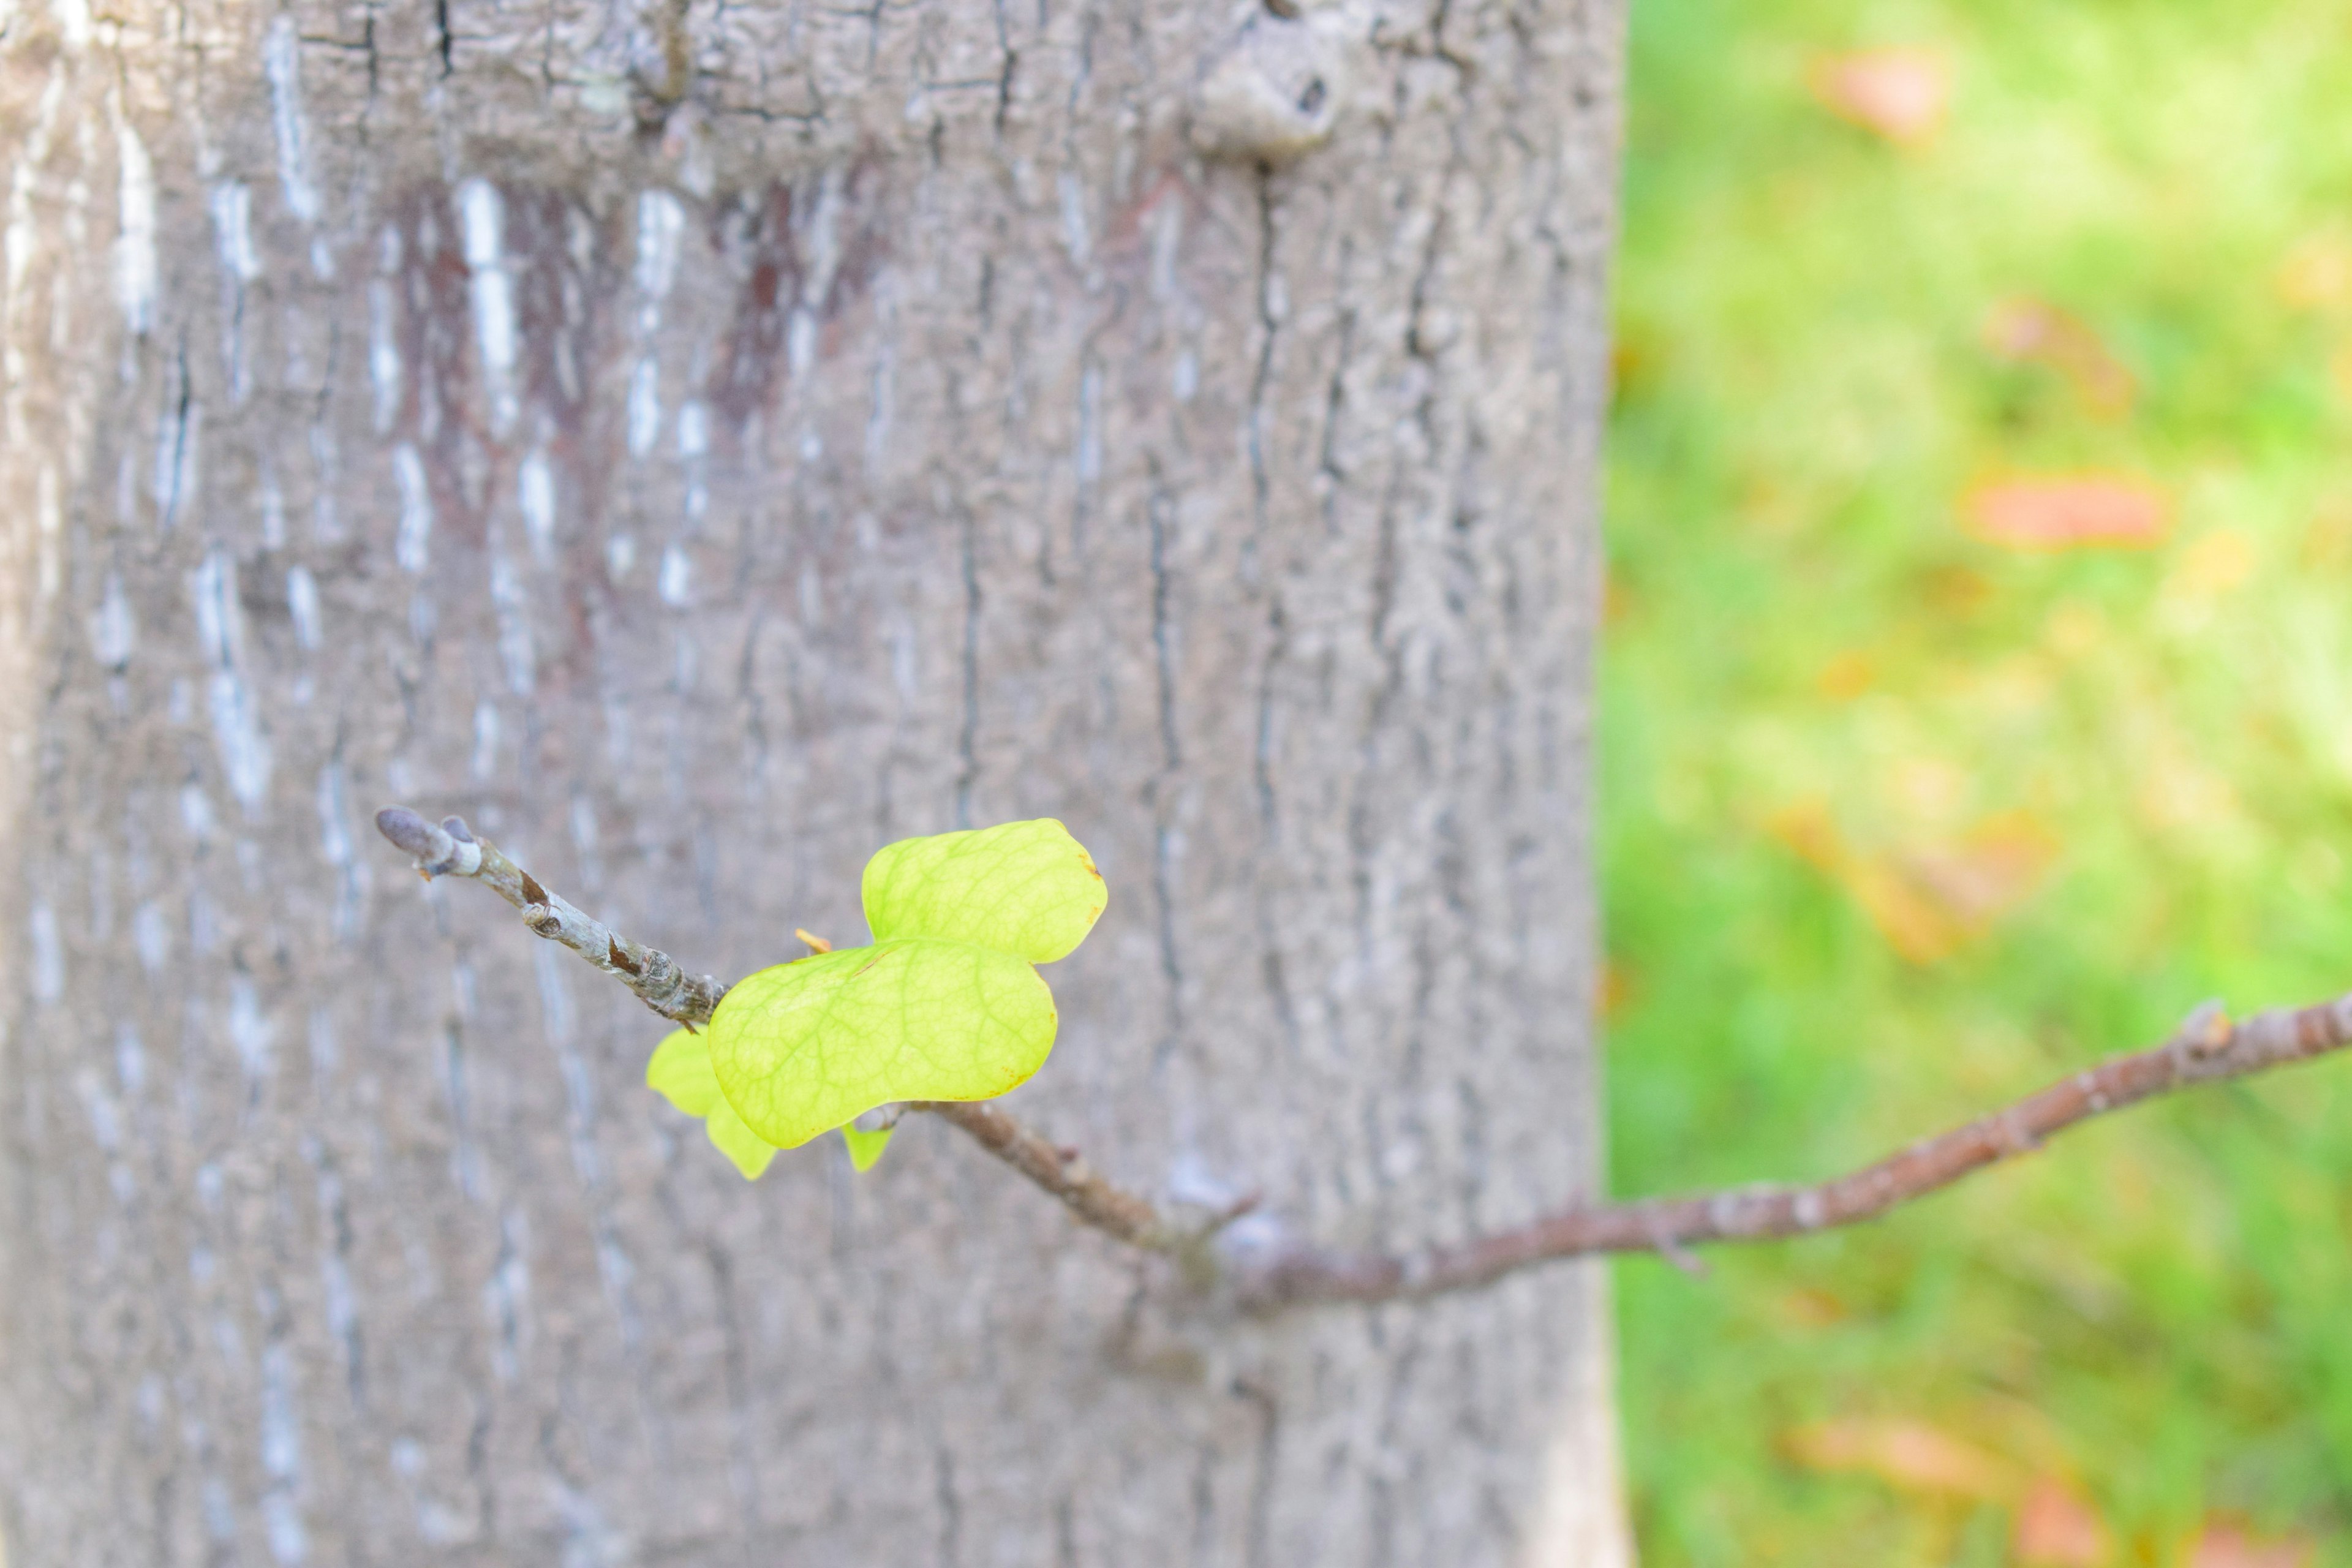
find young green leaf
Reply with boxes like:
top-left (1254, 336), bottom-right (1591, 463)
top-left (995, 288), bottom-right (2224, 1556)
top-left (646, 1027), bottom-right (780, 1180)
top-left (709, 938), bottom-right (1057, 1149)
top-left (840, 1123), bottom-right (895, 1171)
top-left (861, 818), bottom-right (1107, 963)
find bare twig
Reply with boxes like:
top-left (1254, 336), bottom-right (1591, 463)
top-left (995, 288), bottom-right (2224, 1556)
top-left (376, 808), bottom-right (728, 1024)
top-left (1229, 993), bottom-right (2352, 1308)
top-left (916, 1100), bottom-right (1176, 1251)
top-left (375, 807), bottom-right (2352, 1313)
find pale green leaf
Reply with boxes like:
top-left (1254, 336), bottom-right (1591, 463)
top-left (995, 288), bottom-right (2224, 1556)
top-left (840, 1123), bottom-right (895, 1172)
top-left (647, 1027), bottom-right (780, 1179)
top-left (647, 1027), bottom-right (722, 1116)
top-left (861, 818), bottom-right (1106, 963)
top-left (710, 938), bottom-right (1056, 1149)
top-left (706, 1097), bottom-right (779, 1180)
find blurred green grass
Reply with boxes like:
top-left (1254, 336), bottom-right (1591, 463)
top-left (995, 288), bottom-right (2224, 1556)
top-left (1602, 0), bottom-right (2352, 1561)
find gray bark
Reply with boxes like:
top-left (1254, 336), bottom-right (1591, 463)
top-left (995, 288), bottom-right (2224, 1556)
top-left (0, 1), bottom-right (1628, 1562)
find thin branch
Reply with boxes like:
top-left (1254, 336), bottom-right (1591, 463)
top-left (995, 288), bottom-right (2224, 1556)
top-left (376, 807), bottom-right (1182, 1248)
top-left (1229, 995), bottom-right (2352, 1308)
top-left (376, 809), bottom-right (728, 1023)
top-left (375, 807), bottom-right (2352, 1314)
top-left (915, 1100), bottom-right (1176, 1251)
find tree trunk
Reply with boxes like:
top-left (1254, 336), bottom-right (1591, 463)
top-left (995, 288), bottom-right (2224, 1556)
top-left (0, 2), bottom-right (1627, 1562)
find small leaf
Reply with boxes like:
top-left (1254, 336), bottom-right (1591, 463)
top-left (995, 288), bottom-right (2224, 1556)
top-left (711, 938), bottom-right (1057, 1150)
top-left (647, 1028), bottom-right (780, 1180)
top-left (647, 1027), bottom-right (723, 1117)
top-left (861, 818), bottom-right (1106, 963)
top-left (705, 1099), bottom-right (780, 1180)
top-left (840, 1123), bottom-right (895, 1171)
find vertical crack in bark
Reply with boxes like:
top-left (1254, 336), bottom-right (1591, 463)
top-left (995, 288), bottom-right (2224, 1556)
top-left (990, 0), bottom-right (1018, 138)
top-left (955, 498), bottom-right (981, 829)
top-left (933, 1445), bottom-right (963, 1568)
top-left (1188, 1439), bottom-right (1219, 1565)
top-left (1146, 473), bottom-right (1186, 1067)
top-left (1232, 1378), bottom-right (1281, 1568)
top-left (703, 1238), bottom-right (763, 1563)
top-left (1243, 168), bottom-right (1281, 564)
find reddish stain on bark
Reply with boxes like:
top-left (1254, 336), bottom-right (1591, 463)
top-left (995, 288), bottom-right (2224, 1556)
top-left (710, 184), bottom-right (801, 429)
top-left (707, 165), bottom-right (889, 430)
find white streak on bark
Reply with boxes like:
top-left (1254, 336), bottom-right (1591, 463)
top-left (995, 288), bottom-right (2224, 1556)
top-left (458, 179), bottom-right (518, 436)
top-left (802, 167), bottom-right (843, 306)
top-left (658, 543), bottom-right (690, 606)
top-left (368, 279), bottom-right (401, 433)
top-left (392, 445), bottom-right (431, 571)
top-left (633, 189), bottom-right (683, 305)
top-left (5, 62), bottom-right (66, 444)
top-left (263, 16), bottom-right (320, 225)
top-left (470, 701), bottom-right (499, 780)
top-left (48, 0), bottom-right (91, 48)
top-left (132, 902), bottom-right (169, 972)
top-left (28, 902), bottom-right (61, 1003)
top-left (115, 1022), bottom-right (145, 1098)
top-left (258, 1339), bottom-right (307, 1563)
top-left (260, 466), bottom-right (286, 548)
top-left (518, 450), bottom-right (555, 560)
top-left (786, 309), bottom-right (815, 377)
top-left (35, 462), bottom-right (60, 601)
top-left (626, 357), bottom-right (661, 456)
top-left (229, 975), bottom-right (276, 1082)
top-left (74, 1067), bottom-right (120, 1151)
top-left (210, 182), bottom-right (257, 401)
top-left (1058, 170), bottom-right (1092, 266)
top-left (111, 103), bottom-right (156, 335)
top-left (316, 760), bottom-right (367, 940)
top-left (151, 361), bottom-right (198, 529)
top-left (192, 551), bottom-right (273, 814)
top-left (489, 544), bottom-right (533, 694)
top-left (210, 181), bottom-right (260, 281)
top-left (285, 565), bottom-right (320, 649)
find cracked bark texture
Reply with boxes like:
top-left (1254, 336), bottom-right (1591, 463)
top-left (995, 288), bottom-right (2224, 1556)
top-left (0, 1), bottom-right (1629, 1563)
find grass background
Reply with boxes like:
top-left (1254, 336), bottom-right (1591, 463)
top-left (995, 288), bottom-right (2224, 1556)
top-left (1602, 0), bottom-right (2352, 1561)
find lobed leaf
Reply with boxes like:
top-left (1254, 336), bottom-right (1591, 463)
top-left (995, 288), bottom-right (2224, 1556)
top-left (861, 818), bottom-right (1106, 963)
top-left (709, 938), bottom-right (1057, 1150)
top-left (646, 1028), bottom-right (780, 1180)
top-left (840, 1124), bottom-right (896, 1172)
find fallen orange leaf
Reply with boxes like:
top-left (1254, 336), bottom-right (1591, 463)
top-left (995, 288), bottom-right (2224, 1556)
top-left (1809, 48), bottom-right (1950, 146)
top-left (2013, 1476), bottom-right (2110, 1566)
top-left (1784, 1417), bottom-right (2016, 1501)
top-left (1983, 298), bottom-right (2135, 418)
top-left (1963, 475), bottom-right (2171, 552)
top-left (1899, 811), bottom-right (2060, 930)
top-left (2185, 1522), bottom-right (2317, 1568)
top-left (1769, 804), bottom-right (2059, 964)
